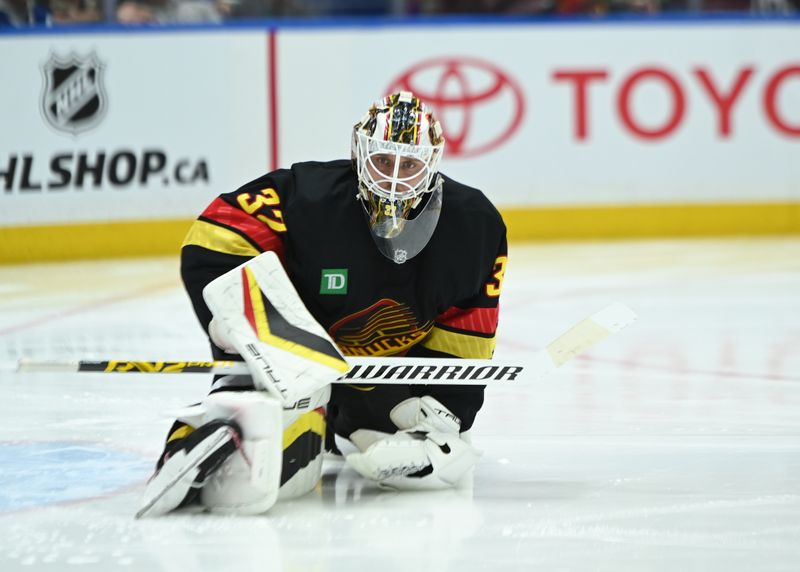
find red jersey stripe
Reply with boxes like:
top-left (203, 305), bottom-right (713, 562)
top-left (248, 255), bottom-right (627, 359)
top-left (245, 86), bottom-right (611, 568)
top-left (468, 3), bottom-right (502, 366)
top-left (201, 198), bottom-right (284, 257)
top-left (436, 306), bottom-right (499, 335)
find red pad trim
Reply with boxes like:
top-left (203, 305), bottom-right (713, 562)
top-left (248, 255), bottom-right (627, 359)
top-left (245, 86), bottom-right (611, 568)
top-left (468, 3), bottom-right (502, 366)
top-left (436, 306), bottom-right (499, 335)
top-left (242, 268), bottom-right (258, 335)
top-left (202, 198), bottom-right (284, 257)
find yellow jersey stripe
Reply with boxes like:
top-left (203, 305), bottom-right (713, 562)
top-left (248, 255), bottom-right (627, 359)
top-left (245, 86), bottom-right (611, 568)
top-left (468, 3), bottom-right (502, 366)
top-left (421, 326), bottom-right (496, 359)
top-left (182, 220), bottom-right (260, 257)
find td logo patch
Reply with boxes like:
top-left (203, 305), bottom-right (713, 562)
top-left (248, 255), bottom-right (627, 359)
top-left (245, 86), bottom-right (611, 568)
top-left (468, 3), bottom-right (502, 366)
top-left (320, 269), bottom-right (348, 295)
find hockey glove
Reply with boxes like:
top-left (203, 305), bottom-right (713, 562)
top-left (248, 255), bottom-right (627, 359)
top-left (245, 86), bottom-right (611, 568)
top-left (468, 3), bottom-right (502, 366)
top-left (346, 396), bottom-right (481, 490)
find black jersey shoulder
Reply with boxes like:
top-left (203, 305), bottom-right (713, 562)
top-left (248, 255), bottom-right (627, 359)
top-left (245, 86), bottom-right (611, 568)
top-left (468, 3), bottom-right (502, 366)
top-left (279, 160), bottom-right (361, 236)
top-left (291, 160), bottom-right (356, 206)
top-left (415, 173), bottom-right (506, 309)
top-left (217, 161), bottom-right (355, 227)
top-left (436, 172), bottom-right (506, 249)
top-left (286, 160), bottom-right (354, 204)
top-left (440, 173), bottom-right (504, 223)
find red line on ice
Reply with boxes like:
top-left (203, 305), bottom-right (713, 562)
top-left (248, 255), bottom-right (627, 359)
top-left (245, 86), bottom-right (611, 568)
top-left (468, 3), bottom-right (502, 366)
top-left (0, 281), bottom-right (175, 337)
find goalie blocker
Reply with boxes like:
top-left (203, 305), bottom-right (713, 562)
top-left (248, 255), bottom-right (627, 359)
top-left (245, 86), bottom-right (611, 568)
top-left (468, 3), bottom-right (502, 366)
top-left (203, 251), bottom-right (350, 405)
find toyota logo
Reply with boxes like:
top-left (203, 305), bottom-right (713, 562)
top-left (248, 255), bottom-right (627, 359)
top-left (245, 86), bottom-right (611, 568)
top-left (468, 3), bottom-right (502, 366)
top-left (387, 57), bottom-right (525, 158)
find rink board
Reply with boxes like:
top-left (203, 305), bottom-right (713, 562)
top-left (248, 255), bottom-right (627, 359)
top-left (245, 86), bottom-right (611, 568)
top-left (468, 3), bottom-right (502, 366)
top-left (1, 202), bottom-right (800, 264)
top-left (1, 19), bottom-right (799, 262)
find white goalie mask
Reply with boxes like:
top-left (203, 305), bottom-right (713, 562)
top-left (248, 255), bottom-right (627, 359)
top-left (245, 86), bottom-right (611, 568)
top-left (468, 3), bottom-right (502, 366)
top-left (352, 91), bottom-right (445, 264)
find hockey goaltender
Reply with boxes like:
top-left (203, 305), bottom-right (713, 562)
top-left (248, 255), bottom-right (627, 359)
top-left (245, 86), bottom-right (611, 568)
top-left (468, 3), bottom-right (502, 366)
top-left (137, 91), bottom-right (508, 518)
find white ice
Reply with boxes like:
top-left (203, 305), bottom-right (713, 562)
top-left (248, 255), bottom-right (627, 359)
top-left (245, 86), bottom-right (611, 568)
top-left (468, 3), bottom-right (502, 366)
top-left (0, 238), bottom-right (798, 571)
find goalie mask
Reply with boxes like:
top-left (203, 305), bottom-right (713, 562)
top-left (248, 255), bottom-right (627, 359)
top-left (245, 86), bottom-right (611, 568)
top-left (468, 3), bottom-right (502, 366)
top-left (352, 92), bottom-right (445, 264)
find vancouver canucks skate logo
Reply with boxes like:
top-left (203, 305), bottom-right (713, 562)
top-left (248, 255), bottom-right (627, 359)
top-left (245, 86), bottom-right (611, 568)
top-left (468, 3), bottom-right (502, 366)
top-left (40, 51), bottom-right (107, 135)
top-left (328, 299), bottom-right (433, 356)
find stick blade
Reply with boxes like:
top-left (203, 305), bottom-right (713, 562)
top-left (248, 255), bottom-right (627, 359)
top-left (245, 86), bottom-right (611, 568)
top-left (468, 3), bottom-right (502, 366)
top-left (16, 359), bottom-right (80, 373)
top-left (546, 303), bottom-right (637, 367)
top-left (590, 302), bottom-right (638, 333)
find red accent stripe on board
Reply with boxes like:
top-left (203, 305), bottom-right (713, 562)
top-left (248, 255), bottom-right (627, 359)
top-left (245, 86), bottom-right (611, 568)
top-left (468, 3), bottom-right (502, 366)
top-left (436, 306), bottom-right (499, 335)
top-left (201, 198), bottom-right (284, 257)
top-left (242, 268), bottom-right (258, 334)
top-left (269, 30), bottom-right (279, 171)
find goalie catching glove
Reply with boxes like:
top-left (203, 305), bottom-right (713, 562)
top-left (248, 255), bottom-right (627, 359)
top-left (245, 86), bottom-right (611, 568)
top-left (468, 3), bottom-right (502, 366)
top-left (203, 251), bottom-right (349, 405)
top-left (346, 396), bottom-right (481, 490)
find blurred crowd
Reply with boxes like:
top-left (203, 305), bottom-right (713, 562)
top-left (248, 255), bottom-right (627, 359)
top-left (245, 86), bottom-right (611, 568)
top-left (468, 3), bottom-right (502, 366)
top-left (0, 0), bottom-right (797, 27)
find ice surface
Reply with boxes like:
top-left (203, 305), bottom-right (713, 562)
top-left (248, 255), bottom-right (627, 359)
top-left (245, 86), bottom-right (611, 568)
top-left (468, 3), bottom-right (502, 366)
top-left (1, 238), bottom-right (798, 571)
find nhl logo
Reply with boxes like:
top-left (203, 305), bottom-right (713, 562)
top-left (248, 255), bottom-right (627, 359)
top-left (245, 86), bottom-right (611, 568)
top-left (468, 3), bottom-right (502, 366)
top-left (40, 51), bottom-right (107, 135)
top-left (393, 249), bottom-right (408, 264)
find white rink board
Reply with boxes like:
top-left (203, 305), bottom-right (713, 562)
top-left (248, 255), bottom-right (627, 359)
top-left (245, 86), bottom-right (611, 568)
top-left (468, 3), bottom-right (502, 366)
top-left (278, 23), bottom-right (800, 206)
top-left (0, 32), bottom-right (270, 227)
top-left (1, 22), bottom-right (799, 230)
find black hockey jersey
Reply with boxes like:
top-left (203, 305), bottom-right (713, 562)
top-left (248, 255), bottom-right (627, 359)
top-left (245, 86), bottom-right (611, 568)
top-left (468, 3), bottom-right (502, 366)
top-left (181, 159), bottom-right (507, 431)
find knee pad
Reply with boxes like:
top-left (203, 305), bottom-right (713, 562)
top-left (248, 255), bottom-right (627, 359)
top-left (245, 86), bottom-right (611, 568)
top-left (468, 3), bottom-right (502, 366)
top-left (199, 391), bottom-right (283, 515)
top-left (278, 385), bottom-right (330, 500)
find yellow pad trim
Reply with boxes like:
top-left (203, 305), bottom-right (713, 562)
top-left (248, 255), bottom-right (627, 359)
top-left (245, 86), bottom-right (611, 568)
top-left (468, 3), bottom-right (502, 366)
top-left (167, 424), bottom-right (195, 444)
top-left (182, 220), bottom-right (260, 257)
top-left (244, 266), bottom-right (271, 341)
top-left (421, 326), bottom-right (496, 359)
top-left (546, 319), bottom-right (610, 367)
top-left (282, 409), bottom-right (326, 450)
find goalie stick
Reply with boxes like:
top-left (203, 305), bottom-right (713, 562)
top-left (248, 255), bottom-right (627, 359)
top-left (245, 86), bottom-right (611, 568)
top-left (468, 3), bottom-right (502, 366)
top-left (15, 303), bottom-right (637, 385)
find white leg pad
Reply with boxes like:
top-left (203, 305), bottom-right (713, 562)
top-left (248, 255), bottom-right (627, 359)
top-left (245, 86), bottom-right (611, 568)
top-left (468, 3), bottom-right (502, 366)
top-left (277, 454), bottom-right (323, 500)
top-left (276, 385), bottom-right (331, 500)
top-left (199, 391), bottom-right (283, 515)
